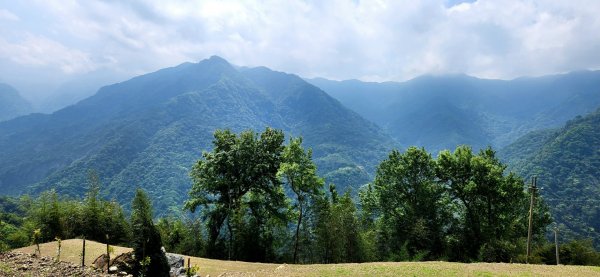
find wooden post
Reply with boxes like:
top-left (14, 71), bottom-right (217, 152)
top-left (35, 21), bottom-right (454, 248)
top-left (106, 234), bottom-right (110, 272)
top-left (554, 226), bottom-right (560, 265)
top-left (82, 237), bottom-right (86, 268)
top-left (187, 257), bottom-right (191, 276)
top-left (526, 176), bottom-right (537, 264)
top-left (56, 238), bottom-right (61, 263)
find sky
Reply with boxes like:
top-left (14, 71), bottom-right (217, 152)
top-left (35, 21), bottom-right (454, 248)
top-left (1, 0), bottom-right (600, 99)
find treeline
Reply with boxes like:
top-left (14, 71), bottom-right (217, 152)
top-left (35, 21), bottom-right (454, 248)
top-left (2, 127), bottom-right (600, 266)
top-left (0, 172), bottom-right (130, 250)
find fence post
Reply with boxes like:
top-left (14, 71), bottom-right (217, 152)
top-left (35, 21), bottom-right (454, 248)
top-left (81, 237), bottom-right (86, 268)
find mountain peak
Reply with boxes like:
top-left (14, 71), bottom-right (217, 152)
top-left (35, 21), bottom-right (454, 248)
top-left (205, 55), bottom-right (230, 65)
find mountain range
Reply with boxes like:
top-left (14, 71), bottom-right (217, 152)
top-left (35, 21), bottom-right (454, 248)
top-left (0, 56), bottom-right (396, 213)
top-left (1, 56), bottom-right (600, 247)
top-left (0, 83), bottom-right (32, 122)
top-left (309, 71), bottom-right (600, 154)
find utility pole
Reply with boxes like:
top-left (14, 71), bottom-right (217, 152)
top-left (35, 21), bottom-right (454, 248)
top-left (554, 226), bottom-right (560, 265)
top-left (526, 176), bottom-right (537, 264)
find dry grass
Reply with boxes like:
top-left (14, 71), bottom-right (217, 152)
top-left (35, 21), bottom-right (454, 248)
top-left (12, 239), bottom-right (600, 277)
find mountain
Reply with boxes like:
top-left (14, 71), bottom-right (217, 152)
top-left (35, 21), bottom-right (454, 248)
top-left (309, 71), bottom-right (600, 154)
top-left (499, 108), bottom-right (600, 248)
top-left (0, 83), bottom-right (32, 122)
top-left (37, 69), bottom-right (129, 113)
top-left (0, 56), bottom-right (397, 214)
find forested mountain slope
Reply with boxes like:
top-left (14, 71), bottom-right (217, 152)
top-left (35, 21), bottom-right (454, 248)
top-left (0, 56), bottom-right (396, 214)
top-left (499, 108), bottom-right (600, 248)
top-left (309, 71), bottom-right (600, 154)
top-left (0, 83), bottom-right (32, 122)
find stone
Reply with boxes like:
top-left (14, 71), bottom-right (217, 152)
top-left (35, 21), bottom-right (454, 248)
top-left (109, 265), bottom-right (118, 273)
top-left (92, 253), bottom-right (109, 270)
top-left (111, 252), bottom-right (135, 274)
top-left (166, 252), bottom-right (186, 277)
top-left (166, 253), bottom-right (185, 268)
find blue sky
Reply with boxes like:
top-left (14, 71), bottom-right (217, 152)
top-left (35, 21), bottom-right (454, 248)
top-left (1, 0), bottom-right (599, 98)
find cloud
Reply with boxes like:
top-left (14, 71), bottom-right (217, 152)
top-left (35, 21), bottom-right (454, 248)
top-left (1, 0), bottom-right (599, 85)
top-left (0, 8), bottom-right (19, 21)
top-left (0, 34), bottom-right (97, 74)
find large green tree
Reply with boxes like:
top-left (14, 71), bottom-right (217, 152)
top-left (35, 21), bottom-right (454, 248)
top-left (437, 146), bottom-right (551, 261)
top-left (277, 137), bottom-right (324, 263)
top-left (369, 147), bottom-right (448, 260)
top-left (185, 128), bottom-right (287, 261)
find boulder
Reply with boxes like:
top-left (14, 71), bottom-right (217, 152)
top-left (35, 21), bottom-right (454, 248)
top-left (166, 253), bottom-right (186, 277)
top-left (111, 252), bottom-right (135, 274)
top-left (92, 254), bottom-right (109, 271)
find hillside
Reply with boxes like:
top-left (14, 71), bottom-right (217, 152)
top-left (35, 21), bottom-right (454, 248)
top-left (0, 83), bottom-right (32, 122)
top-left (0, 56), bottom-right (397, 214)
top-left (8, 239), bottom-right (600, 277)
top-left (309, 71), bottom-right (600, 154)
top-left (499, 108), bottom-right (600, 248)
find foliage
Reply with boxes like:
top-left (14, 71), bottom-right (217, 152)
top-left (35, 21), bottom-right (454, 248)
top-left (363, 145), bottom-right (552, 262)
top-left (277, 137), bottom-right (325, 263)
top-left (500, 108), bottom-right (600, 248)
top-left (531, 239), bottom-right (600, 266)
top-left (370, 147), bottom-right (447, 260)
top-left (0, 56), bottom-right (395, 215)
top-left (185, 128), bottom-right (288, 261)
top-left (156, 216), bottom-right (204, 257)
top-left (312, 186), bottom-right (369, 263)
top-left (130, 188), bottom-right (170, 277)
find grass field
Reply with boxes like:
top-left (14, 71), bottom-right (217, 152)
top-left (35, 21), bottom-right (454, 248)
top-left (11, 239), bottom-right (600, 276)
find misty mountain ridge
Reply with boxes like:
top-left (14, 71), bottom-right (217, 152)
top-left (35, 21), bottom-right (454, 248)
top-left (0, 83), bottom-right (32, 122)
top-left (0, 56), bottom-right (396, 213)
top-left (309, 70), bottom-right (600, 154)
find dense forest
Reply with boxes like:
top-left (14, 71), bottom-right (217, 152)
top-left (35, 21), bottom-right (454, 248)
top-left (500, 108), bottom-right (600, 249)
top-left (2, 128), bottom-right (599, 267)
top-left (0, 56), bottom-right (395, 213)
top-left (310, 70), bottom-right (600, 154)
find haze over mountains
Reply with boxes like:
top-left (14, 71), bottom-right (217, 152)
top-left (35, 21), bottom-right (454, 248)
top-left (309, 71), bottom-right (600, 154)
top-left (0, 56), bottom-right (395, 213)
top-left (1, 56), bottom-right (600, 248)
top-left (0, 83), bottom-right (32, 122)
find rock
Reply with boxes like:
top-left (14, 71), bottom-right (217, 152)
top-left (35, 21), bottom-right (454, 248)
top-left (109, 265), bottom-right (118, 273)
top-left (166, 253), bottom-right (185, 268)
top-left (92, 253), bottom-right (109, 270)
top-left (118, 271), bottom-right (129, 276)
top-left (112, 252), bottom-right (135, 274)
top-left (166, 253), bottom-right (186, 277)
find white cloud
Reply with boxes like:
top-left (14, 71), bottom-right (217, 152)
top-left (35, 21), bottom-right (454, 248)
top-left (0, 8), bottom-right (19, 21)
top-left (0, 34), bottom-right (96, 74)
top-left (1, 0), bottom-right (600, 84)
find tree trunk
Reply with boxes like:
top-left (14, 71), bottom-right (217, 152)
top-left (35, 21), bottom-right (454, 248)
top-left (293, 202), bottom-right (303, 263)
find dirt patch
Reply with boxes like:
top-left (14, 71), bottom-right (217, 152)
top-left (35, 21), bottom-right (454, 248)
top-left (0, 251), bottom-right (112, 277)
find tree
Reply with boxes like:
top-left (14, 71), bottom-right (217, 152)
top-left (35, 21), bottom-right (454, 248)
top-left (313, 185), bottom-right (366, 263)
top-left (82, 171), bottom-right (102, 241)
top-left (369, 147), bottom-right (447, 260)
top-left (277, 137), bottom-right (324, 263)
top-left (30, 190), bottom-right (64, 242)
top-left (437, 146), bottom-right (551, 261)
top-left (185, 128), bottom-right (286, 260)
top-left (131, 189), bottom-right (169, 277)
